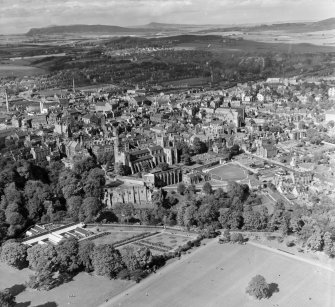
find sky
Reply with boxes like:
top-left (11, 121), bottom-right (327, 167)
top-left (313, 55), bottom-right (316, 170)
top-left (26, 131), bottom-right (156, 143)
top-left (0, 0), bottom-right (334, 34)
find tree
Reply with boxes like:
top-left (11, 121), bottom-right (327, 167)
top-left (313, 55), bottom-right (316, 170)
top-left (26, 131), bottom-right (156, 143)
top-left (84, 168), bottom-right (106, 198)
top-left (230, 144), bottom-right (240, 156)
top-left (66, 196), bottom-right (82, 221)
top-left (79, 197), bottom-right (102, 223)
top-left (27, 244), bottom-right (59, 273)
top-left (24, 180), bottom-right (51, 221)
top-left (227, 182), bottom-right (249, 201)
top-left (73, 157), bottom-right (97, 176)
top-left (202, 182), bottom-right (213, 195)
top-left (246, 275), bottom-right (270, 299)
top-left (306, 231), bottom-right (323, 251)
top-left (0, 289), bottom-right (15, 307)
top-left (177, 205), bottom-right (186, 226)
top-left (177, 183), bottom-right (186, 195)
top-left (185, 184), bottom-right (196, 196)
top-left (323, 232), bottom-right (335, 257)
top-left (243, 206), bottom-right (268, 231)
top-left (78, 241), bottom-right (95, 272)
top-left (56, 238), bottom-right (80, 273)
top-left (219, 208), bottom-right (243, 230)
top-left (270, 201), bottom-right (286, 231)
top-left (134, 246), bottom-right (152, 269)
top-left (197, 203), bottom-right (218, 226)
top-left (230, 232), bottom-right (244, 244)
top-left (192, 137), bottom-right (207, 154)
top-left (26, 269), bottom-right (57, 291)
top-left (183, 205), bottom-right (198, 227)
top-left (92, 244), bottom-right (124, 279)
top-left (121, 246), bottom-right (152, 272)
top-left (0, 242), bottom-right (28, 269)
top-left (58, 170), bottom-right (81, 200)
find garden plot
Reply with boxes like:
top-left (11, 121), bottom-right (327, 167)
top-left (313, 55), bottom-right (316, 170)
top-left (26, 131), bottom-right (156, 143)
top-left (132, 232), bottom-right (197, 254)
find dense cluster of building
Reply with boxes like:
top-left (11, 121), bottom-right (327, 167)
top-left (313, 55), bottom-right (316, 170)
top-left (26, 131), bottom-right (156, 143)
top-left (1, 75), bottom-right (335, 210)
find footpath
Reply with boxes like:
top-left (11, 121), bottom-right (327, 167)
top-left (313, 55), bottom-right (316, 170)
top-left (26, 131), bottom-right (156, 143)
top-left (248, 241), bottom-right (335, 273)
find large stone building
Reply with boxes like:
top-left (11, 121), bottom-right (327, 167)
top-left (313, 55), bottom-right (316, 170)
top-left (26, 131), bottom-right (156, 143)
top-left (30, 145), bottom-right (50, 162)
top-left (104, 176), bottom-right (154, 208)
top-left (255, 138), bottom-right (278, 159)
top-left (114, 131), bottom-right (180, 174)
top-left (213, 107), bottom-right (244, 127)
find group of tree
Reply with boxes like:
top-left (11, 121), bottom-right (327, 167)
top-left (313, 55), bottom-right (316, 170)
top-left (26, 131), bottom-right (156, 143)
top-left (0, 156), bottom-right (106, 244)
top-left (0, 237), bottom-right (155, 290)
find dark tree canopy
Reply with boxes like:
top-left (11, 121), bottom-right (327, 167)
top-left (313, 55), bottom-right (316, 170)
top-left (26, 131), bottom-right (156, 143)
top-left (0, 289), bottom-right (16, 307)
top-left (92, 244), bottom-right (124, 279)
top-left (246, 275), bottom-right (270, 299)
top-left (0, 242), bottom-right (28, 269)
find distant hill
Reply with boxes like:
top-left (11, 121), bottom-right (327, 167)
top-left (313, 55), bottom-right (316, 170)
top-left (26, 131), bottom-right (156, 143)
top-left (26, 24), bottom-right (149, 36)
top-left (306, 17), bottom-right (335, 31)
top-left (195, 17), bottom-right (335, 34)
top-left (26, 18), bottom-right (335, 36)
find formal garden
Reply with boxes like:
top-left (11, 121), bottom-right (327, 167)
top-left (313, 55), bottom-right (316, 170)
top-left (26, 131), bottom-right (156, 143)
top-left (131, 232), bottom-right (198, 254)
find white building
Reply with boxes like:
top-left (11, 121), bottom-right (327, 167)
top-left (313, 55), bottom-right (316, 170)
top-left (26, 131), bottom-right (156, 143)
top-left (325, 110), bottom-right (335, 123)
top-left (328, 87), bottom-right (335, 98)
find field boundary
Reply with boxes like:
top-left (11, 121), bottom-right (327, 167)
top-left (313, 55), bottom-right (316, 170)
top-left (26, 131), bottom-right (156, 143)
top-left (248, 241), bottom-right (335, 272)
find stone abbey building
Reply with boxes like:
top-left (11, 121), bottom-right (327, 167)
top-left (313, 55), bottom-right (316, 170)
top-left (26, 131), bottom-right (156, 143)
top-left (114, 132), bottom-right (180, 174)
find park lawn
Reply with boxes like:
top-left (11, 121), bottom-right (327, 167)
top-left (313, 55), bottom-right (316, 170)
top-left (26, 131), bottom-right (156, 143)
top-left (208, 164), bottom-right (248, 181)
top-left (15, 272), bottom-right (133, 307)
top-left (0, 262), bottom-right (133, 307)
top-left (0, 262), bottom-right (32, 290)
top-left (92, 231), bottom-right (145, 245)
top-left (105, 240), bottom-right (335, 307)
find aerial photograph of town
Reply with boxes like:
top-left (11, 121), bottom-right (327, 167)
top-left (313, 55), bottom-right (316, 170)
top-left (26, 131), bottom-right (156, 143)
top-left (0, 0), bottom-right (335, 306)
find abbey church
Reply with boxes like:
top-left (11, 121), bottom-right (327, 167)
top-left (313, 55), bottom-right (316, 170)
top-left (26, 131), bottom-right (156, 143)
top-left (114, 131), bottom-right (180, 174)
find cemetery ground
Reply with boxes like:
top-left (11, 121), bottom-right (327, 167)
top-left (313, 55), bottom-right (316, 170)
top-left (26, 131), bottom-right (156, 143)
top-left (101, 238), bottom-right (335, 307)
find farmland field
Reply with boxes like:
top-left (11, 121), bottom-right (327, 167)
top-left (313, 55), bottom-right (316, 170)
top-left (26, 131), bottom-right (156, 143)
top-left (101, 239), bottom-right (335, 307)
top-left (208, 163), bottom-right (248, 181)
top-left (0, 63), bottom-right (45, 77)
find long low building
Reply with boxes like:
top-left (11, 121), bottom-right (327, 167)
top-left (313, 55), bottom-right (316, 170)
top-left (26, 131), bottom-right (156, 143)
top-left (22, 222), bottom-right (92, 246)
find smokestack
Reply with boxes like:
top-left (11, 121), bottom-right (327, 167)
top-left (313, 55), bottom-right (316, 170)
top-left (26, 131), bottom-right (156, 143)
top-left (5, 90), bottom-right (9, 112)
top-left (73, 78), bottom-right (75, 93)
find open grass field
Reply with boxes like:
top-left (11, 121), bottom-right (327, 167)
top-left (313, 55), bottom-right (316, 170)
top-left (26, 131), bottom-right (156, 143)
top-left (0, 262), bottom-right (133, 307)
top-left (15, 272), bottom-right (133, 307)
top-left (0, 63), bottom-right (46, 77)
top-left (102, 239), bottom-right (335, 307)
top-left (208, 163), bottom-right (248, 181)
top-left (177, 37), bottom-right (335, 54)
